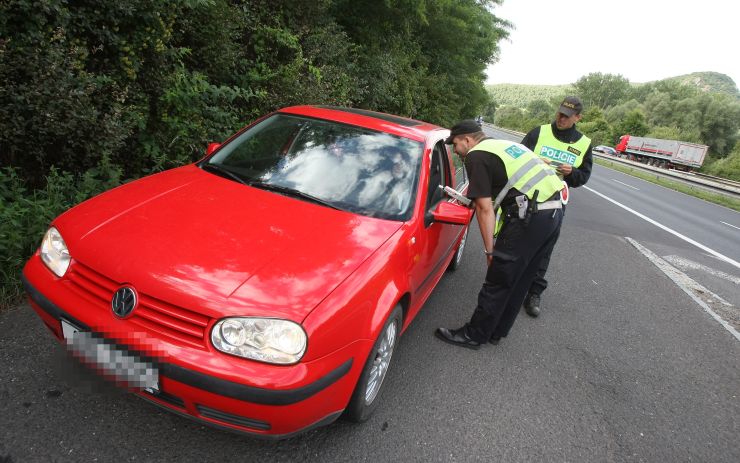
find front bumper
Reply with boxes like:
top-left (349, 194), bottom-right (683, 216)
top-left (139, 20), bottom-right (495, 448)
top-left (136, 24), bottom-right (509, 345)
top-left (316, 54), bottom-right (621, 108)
top-left (22, 258), bottom-right (365, 439)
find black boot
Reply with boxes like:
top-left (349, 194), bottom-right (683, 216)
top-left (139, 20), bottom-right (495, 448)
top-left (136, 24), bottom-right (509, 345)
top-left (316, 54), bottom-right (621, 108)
top-left (435, 326), bottom-right (481, 350)
top-left (523, 293), bottom-right (541, 317)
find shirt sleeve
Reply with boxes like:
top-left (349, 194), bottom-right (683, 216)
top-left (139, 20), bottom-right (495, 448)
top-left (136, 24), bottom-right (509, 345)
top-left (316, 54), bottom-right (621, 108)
top-left (465, 151), bottom-right (492, 198)
top-left (520, 127), bottom-right (540, 151)
top-left (465, 150), bottom-right (507, 199)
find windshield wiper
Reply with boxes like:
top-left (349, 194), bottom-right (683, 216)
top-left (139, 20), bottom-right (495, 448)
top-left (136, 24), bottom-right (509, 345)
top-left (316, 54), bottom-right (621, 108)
top-left (201, 163), bottom-right (249, 186)
top-left (248, 181), bottom-right (341, 210)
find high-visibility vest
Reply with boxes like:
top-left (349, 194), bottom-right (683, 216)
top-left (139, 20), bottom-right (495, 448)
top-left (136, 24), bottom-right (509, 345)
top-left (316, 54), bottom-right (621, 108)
top-left (533, 124), bottom-right (591, 170)
top-left (471, 139), bottom-right (563, 239)
top-left (471, 139), bottom-right (564, 212)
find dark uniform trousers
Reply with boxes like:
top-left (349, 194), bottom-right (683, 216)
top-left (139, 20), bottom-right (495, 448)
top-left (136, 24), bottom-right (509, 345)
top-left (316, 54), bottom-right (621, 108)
top-left (466, 207), bottom-right (563, 343)
top-left (527, 204), bottom-right (566, 297)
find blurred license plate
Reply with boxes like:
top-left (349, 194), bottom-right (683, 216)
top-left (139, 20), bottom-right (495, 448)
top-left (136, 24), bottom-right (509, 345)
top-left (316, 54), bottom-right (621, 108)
top-left (60, 319), bottom-right (159, 392)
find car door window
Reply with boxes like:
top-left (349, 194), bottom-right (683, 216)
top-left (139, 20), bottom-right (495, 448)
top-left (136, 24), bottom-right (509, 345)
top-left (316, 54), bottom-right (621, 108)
top-left (450, 145), bottom-right (468, 188)
top-left (426, 142), bottom-right (449, 209)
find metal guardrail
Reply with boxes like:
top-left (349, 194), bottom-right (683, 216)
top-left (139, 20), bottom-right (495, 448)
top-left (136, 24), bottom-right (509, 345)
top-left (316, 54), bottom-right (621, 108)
top-left (594, 153), bottom-right (740, 200)
top-left (481, 122), bottom-right (524, 138)
top-left (694, 172), bottom-right (740, 190)
top-left (482, 124), bottom-right (740, 200)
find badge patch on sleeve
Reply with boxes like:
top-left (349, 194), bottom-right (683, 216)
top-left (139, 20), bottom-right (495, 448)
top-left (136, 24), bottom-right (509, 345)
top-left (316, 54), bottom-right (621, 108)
top-left (504, 145), bottom-right (526, 159)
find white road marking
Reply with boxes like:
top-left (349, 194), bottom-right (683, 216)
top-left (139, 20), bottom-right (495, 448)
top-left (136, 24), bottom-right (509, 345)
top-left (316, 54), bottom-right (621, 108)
top-left (584, 185), bottom-right (740, 270)
top-left (720, 221), bottom-right (740, 231)
top-left (626, 238), bottom-right (739, 341)
top-left (662, 255), bottom-right (740, 288)
top-left (612, 179), bottom-right (640, 190)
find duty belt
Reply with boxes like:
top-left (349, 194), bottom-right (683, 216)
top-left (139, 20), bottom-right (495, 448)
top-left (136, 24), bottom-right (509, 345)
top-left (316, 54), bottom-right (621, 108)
top-left (535, 200), bottom-right (562, 211)
top-left (503, 196), bottom-right (560, 219)
top-left (500, 192), bottom-right (563, 226)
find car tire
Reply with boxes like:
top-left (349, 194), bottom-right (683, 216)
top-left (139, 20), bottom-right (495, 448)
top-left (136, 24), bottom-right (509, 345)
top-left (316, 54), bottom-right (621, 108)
top-left (344, 305), bottom-right (402, 423)
top-left (447, 225), bottom-right (469, 271)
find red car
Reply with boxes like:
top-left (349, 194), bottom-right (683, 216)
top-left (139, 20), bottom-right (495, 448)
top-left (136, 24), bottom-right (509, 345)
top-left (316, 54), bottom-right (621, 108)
top-left (21, 105), bottom-right (472, 438)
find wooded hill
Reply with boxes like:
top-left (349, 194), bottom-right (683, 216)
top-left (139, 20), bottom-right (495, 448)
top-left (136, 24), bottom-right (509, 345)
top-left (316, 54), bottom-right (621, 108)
top-left (487, 72), bottom-right (739, 109)
top-left (666, 72), bottom-right (739, 97)
top-left (486, 71), bottom-right (739, 170)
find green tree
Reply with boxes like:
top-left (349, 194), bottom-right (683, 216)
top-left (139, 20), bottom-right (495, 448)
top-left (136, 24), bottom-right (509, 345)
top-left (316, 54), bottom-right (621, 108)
top-left (526, 99), bottom-right (553, 125)
top-left (703, 142), bottom-right (740, 181)
top-left (332, 0), bottom-right (510, 125)
top-left (488, 83), bottom-right (570, 108)
top-left (579, 107), bottom-right (612, 147)
top-left (494, 106), bottom-right (535, 133)
top-left (573, 72), bottom-right (631, 109)
top-left (648, 126), bottom-right (699, 143)
top-left (482, 100), bottom-right (497, 123)
top-left (633, 79), bottom-right (698, 103)
top-left (605, 99), bottom-right (643, 124)
top-left (579, 119), bottom-right (611, 147)
top-left (1, 0), bottom-right (515, 308)
top-left (697, 93), bottom-right (740, 156)
top-left (612, 109), bottom-right (649, 141)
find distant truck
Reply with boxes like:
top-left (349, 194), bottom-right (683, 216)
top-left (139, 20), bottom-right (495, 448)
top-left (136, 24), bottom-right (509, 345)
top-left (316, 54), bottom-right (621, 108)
top-left (615, 135), bottom-right (708, 170)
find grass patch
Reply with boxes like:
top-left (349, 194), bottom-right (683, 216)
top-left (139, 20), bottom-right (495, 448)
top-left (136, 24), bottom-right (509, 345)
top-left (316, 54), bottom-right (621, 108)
top-left (594, 157), bottom-right (740, 212)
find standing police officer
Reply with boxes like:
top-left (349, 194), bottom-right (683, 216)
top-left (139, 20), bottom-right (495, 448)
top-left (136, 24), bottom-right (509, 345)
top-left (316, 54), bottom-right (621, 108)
top-left (435, 120), bottom-right (564, 349)
top-left (517, 96), bottom-right (592, 318)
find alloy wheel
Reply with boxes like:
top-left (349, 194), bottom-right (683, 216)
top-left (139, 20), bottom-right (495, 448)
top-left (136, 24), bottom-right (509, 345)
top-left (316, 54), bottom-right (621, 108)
top-left (364, 319), bottom-right (397, 405)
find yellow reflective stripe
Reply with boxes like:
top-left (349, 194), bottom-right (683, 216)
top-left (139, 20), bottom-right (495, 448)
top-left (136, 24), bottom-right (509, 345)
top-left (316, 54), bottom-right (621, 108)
top-left (518, 169), bottom-right (551, 196)
top-left (492, 158), bottom-right (541, 209)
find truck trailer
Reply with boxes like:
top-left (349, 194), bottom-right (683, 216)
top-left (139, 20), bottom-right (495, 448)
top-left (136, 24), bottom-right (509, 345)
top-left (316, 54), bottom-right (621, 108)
top-left (615, 135), bottom-right (708, 170)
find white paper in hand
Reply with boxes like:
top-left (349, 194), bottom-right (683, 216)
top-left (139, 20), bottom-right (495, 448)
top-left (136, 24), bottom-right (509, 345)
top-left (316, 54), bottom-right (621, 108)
top-left (440, 185), bottom-right (471, 206)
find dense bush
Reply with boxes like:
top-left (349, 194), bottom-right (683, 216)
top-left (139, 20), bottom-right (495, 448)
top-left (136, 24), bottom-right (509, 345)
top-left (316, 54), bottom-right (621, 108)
top-left (0, 0), bottom-right (510, 308)
top-left (578, 108), bottom-right (612, 147)
top-left (703, 144), bottom-right (740, 182)
top-left (1, 162), bottom-right (123, 307)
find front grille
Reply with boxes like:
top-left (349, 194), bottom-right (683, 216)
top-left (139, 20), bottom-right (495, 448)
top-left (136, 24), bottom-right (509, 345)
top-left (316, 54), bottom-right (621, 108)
top-left (66, 262), bottom-right (210, 349)
top-left (197, 405), bottom-right (271, 431)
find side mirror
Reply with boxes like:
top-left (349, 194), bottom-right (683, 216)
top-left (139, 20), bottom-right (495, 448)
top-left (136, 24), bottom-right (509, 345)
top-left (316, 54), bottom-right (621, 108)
top-left (206, 142), bottom-right (221, 156)
top-left (430, 201), bottom-right (473, 226)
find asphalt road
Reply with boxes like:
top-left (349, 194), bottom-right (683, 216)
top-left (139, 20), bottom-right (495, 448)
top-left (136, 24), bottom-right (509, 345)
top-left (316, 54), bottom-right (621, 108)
top-left (487, 125), bottom-right (740, 311)
top-left (586, 166), bottom-right (739, 265)
top-left (2, 134), bottom-right (738, 462)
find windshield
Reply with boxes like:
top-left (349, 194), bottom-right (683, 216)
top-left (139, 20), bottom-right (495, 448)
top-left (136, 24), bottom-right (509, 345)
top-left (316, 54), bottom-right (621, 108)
top-left (204, 114), bottom-right (423, 221)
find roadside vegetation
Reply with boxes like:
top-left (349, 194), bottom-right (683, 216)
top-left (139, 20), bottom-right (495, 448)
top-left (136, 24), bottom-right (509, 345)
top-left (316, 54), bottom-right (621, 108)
top-left (1, 0), bottom-right (512, 309)
top-left (2, 2), bottom-right (738, 310)
top-left (487, 72), bottom-right (740, 183)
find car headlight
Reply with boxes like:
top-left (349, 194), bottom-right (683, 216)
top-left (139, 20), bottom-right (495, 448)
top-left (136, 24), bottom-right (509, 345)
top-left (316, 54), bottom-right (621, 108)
top-left (40, 227), bottom-right (71, 277)
top-left (211, 318), bottom-right (307, 365)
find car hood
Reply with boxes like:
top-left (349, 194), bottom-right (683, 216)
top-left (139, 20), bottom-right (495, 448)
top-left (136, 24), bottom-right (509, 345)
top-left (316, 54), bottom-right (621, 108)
top-left (56, 165), bottom-right (403, 322)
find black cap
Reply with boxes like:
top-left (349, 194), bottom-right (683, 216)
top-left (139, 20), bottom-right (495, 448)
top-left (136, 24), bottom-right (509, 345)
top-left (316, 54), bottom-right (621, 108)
top-left (558, 96), bottom-right (583, 117)
top-left (445, 119), bottom-right (482, 144)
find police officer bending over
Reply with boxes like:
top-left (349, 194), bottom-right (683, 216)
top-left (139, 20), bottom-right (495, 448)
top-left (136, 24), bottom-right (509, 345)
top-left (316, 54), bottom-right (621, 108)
top-left (435, 120), bottom-right (564, 349)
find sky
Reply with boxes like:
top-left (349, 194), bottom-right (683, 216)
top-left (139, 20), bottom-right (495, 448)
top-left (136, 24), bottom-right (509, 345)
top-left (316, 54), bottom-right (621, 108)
top-left (486, 0), bottom-right (740, 88)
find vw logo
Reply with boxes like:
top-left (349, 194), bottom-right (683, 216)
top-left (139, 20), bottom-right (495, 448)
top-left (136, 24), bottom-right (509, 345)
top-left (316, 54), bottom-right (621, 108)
top-left (111, 286), bottom-right (137, 318)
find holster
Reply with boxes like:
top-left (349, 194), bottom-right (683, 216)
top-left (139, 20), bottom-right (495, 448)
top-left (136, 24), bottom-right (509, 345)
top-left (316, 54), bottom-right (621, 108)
top-left (522, 190), bottom-right (539, 226)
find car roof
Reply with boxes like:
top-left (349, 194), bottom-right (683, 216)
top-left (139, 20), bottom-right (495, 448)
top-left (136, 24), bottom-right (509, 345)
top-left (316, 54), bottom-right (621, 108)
top-left (279, 105), bottom-right (446, 142)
